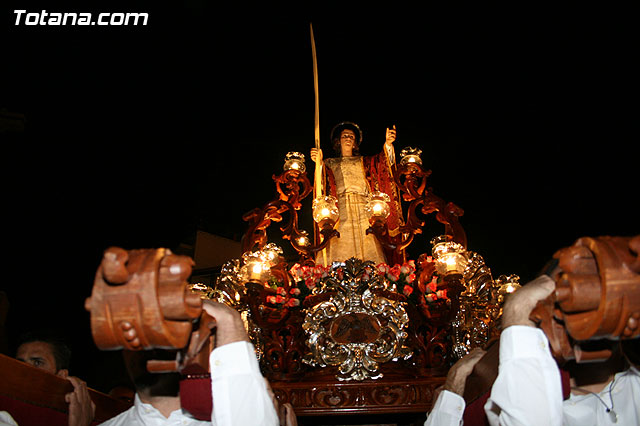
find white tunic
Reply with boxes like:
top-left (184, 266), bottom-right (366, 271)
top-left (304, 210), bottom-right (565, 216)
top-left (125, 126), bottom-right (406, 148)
top-left (320, 156), bottom-right (386, 265)
top-left (99, 341), bottom-right (278, 426)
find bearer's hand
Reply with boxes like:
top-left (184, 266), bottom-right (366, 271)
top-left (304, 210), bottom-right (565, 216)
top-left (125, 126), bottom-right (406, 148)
top-left (502, 275), bottom-right (556, 329)
top-left (201, 300), bottom-right (249, 348)
top-left (443, 347), bottom-right (486, 396)
top-left (65, 376), bottom-right (95, 426)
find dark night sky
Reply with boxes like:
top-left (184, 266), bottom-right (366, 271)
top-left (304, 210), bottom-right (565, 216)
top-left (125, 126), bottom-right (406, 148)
top-left (1, 5), bottom-right (636, 390)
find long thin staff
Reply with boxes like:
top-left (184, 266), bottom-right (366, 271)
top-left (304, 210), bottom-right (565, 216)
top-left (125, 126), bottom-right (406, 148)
top-left (310, 23), bottom-right (328, 266)
top-left (311, 23), bottom-right (322, 199)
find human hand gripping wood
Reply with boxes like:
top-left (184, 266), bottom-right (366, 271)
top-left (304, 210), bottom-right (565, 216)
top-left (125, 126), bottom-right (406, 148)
top-left (430, 347), bottom-right (486, 411)
top-left (501, 275), bottom-right (555, 329)
top-left (430, 347), bottom-right (487, 409)
top-left (64, 376), bottom-right (96, 426)
top-left (201, 300), bottom-right (249, 348)
top-left (443, 347), bottom-right (487, 396)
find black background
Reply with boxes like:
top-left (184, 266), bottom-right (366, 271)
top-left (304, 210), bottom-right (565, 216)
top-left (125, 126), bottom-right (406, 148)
top-left (1, 4), bottom-right (636, 391)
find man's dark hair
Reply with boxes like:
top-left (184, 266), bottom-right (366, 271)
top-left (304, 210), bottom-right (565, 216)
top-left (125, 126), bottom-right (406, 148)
top-left (17, 329), bottom-right (72, 371)
top-left (123, 349), bottom-right (181, 397)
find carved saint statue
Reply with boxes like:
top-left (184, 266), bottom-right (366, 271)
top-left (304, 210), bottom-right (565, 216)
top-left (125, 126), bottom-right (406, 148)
top-left (311, 122), bottom-right (404, 266)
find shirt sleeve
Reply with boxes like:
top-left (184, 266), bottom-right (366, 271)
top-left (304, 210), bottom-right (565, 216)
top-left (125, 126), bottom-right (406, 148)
top-left (484, 326), bottom-right (563, 426)
top-left (424, 390), bottom-right (465, 426)
top-left (209, 341), bottom-right (279, 426)
top-left (0, 411), bottom-right (18, 426)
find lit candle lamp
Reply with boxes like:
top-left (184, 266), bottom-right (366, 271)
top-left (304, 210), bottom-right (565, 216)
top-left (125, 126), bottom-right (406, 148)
top-left (240, 251), bottom-right (271, 284)
top-left (399, 147), bottom-right (423, 167)
top-left (495, 274), bottom-right (522, 303)
top-left (365, 191), bottom-right (391, 221)
top-left (260, 243), bottom-right (284, 267)
top-left (283, 151), bottom-right (306, 173)
top-left (296, 230), bottom-right (310, 247)
top-left (431, 235), bottom-right (468, 276)
top-left (312, 195), bottom-right (339, 229)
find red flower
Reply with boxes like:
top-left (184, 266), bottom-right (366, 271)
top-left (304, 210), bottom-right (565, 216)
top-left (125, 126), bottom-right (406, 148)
top-left (289, 287), bottom-right (301, 296)
top-left (403, 285), bottom-right (414, 296)
top-left (300, 266), bottom-right (313, 279)
top-left (267, 296), bottom-right (277, 304)
top-left (406, 273), bottom-right (416, 283)
top-left (305, 277), bottom-right (316, 289)
top-left (390, 264), bottom-right (401, 276)
top-left (377, 263), bottom-right (390, 275)
top-left (286, 298), bottom-right (301, 307)
top-left (313, 265), bottom-right (327, 278)
top-left (289, 263), bottom-right (302, 278)
top-left (400, 260), bottom-right (415, 275)
top-left (428, 279), bottom-right (438, 293)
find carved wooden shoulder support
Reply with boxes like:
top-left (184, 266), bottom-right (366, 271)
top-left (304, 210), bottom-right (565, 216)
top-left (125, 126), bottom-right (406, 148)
top-left (533, 235), bottom-right (640, 362)
top-left (85, 247), bottom-right (203, 352)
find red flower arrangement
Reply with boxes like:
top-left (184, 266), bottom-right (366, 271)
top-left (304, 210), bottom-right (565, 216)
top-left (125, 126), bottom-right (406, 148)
top-left (264, 263), bottom-right (330, 308)
top-left (375, 260), bottom-right (417, 296)
top-left (263, 256), bottom-right (449, 309)
top-left (376, 256), bottom-right (450, 306)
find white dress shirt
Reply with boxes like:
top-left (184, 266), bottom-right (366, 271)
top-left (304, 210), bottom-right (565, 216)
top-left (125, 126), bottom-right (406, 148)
top-left (425, 326), bottom-right (640, 426)
top-left (209, 341), bottom-right (279, 426)
top-left (425, 326), bottom-right (563, 426)
top-left (100, 341), bottom-right (278, 426)
top-left (562, 366), bottom-right (640, 426)
top-left (99, 393), bottom-right (210, 426)
top-left (484, 326), bottom-right (564, 426)
top-left (0, 412), bottom-right (18, 426)
top-left (424, 389), bottom-right (465, 426)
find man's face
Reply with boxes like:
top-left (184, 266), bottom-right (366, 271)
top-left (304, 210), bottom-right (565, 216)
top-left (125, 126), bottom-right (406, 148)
top-left (340, 129), bottom-right (356, 156)
top-left (16, 341), bottom-right (63, 376)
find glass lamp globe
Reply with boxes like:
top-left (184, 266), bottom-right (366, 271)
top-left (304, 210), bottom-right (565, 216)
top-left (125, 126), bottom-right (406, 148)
top-left (283, 151), bottom-right (306, 173)
top-left (364, 191), bottom-right (391, 221)
top-left (312, 195), bottom-right (339, 225)
top-left (399, 147), bottom-right (423, 167)
top-left (431, 235), bottom-right (468, 276)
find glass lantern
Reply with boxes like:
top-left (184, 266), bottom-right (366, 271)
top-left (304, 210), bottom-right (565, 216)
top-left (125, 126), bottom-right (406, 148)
top-left (312, 195), bottom-right (339, 227)
top-left (431, 235), bottom-right (468, 276)
top-left (495, 274), bottom-right (522, 303)
top-left (295, 230), bottom-right (310, 247)
top-left (260, 243), bottom-right (284, 268)
top-left (399, 147), bottom-right (423, 167)
top-left (283, 151), bottom-right (306, 173)
top-left (239, 251), bottom-right (271, 284)
top-left (364, 191), bottom-right (391, 221)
